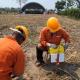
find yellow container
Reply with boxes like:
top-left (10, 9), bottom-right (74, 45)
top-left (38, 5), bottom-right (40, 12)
top-left (48, 44), bottom-right (65, 63)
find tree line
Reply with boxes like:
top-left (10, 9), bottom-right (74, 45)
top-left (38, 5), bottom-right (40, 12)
top-left (55, 0), bottom-right (80, 19)
top-left (0, 8), bottom-right (20, 14)
top-left (0, 0), bottom-right (27, 14)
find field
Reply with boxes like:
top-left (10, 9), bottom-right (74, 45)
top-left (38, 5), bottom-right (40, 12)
top-left (0, 14), bottom-right (80, 80)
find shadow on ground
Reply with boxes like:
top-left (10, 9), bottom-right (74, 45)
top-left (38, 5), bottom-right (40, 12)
top-left (41, 62), bottom-right (80, 80)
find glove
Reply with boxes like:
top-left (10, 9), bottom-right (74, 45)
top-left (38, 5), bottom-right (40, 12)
top-left (50, 44), bottom-right (57, 48)
top-left (64, 42), bottom-right (69, 50)
top-left (46, 43), bottom-right (51, 47)
top-left (46, 43), bottom-right (57, 48)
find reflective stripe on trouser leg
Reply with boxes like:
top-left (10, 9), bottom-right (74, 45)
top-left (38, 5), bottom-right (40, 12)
top-left (51, 54), bottom-right (57, 63)
top-left (58, 45), bottom-right (64, 62)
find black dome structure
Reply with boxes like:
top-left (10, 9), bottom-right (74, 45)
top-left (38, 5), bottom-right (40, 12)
top-left (22, 2), bottom-right (45, 14)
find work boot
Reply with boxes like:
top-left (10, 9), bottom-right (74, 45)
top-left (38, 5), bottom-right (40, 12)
top-left (35, 61), bottom-right (45, 67)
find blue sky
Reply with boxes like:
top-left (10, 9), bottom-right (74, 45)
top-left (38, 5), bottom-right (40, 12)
top-left (0, 0), bottom-right (59, 9)
top-left (0, 0), bottom-right (19, 8)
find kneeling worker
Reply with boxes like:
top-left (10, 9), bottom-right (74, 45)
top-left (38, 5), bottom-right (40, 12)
top-left (36, 17), bottom-right (70, 66)
top-left (0, 26), bottom-right (29, 80)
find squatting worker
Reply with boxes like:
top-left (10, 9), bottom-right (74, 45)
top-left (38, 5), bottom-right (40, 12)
top-left (0, 25), bottom-right (29, 80)
top-left (36, 17), bottom-right (70, 66)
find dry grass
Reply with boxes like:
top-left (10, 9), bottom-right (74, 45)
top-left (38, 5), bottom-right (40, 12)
top-left (0, 14), bottom-right (80, 80)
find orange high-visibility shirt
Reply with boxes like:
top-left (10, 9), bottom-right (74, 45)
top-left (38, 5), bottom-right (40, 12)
top-left (0, 36), bottom-right (25, 80)
top-left (39, 27), bottom-right (70, 47)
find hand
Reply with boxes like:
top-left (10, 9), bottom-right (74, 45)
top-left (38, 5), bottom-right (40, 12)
top-left (50, 44), bottom-right (57, 48)
top-left (64, 42), bottom-right (69, 50)
top-left (46, 43), bottom-right (51, 47)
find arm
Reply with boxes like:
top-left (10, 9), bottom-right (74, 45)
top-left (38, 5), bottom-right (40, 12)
top-left (39, 28), bottom-right (57, 48)
top-left (39, 29), bottom-right (47, 47)
top-left (61, 29), bottom-right (70, 50)
top-left (61, 29), bottom-right (70, 43)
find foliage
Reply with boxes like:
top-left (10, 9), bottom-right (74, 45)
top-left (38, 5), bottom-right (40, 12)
top-left (60, 8), bottom-right (80, 19)
top-left (76, 0), bottom-right (80, 8)
top-left (55, 0), bottom-right (80, 19)
top-left (63, 0), bottom-right (80, 8)
top-left (0, 8), bottom-right (20, 14)
top-left (66, 0), bottom-right (75, 8)
top-left (55, 0), bottom-right (66, 13)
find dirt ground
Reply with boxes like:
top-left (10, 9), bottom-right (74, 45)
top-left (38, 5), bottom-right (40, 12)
top-left (0, 14), bottom-right (80, 80)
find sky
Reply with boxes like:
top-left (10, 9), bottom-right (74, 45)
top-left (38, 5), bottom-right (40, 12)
top-left (0, 0), bottom-right (59, 10)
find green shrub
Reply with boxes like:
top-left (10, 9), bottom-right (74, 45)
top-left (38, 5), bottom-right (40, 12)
top-left (59, 8), bottom-right (80, 19)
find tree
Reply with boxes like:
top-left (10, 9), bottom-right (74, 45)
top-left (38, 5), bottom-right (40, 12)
top-left (64, 0), bottom-right (80, 8)
top-left (55, 0), bottom-right (66, 13)
top-left (67, 0), bottom-right (74, 7)
top-left (76, 0), bottom-right (80, 8)
top-left (16, 0), bottom-right (27, 13)
top-left (17, 0), bottom-right (27, 9)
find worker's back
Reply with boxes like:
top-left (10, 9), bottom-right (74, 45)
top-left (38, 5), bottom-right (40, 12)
top-left (0, 36), bottom-right (25, 80)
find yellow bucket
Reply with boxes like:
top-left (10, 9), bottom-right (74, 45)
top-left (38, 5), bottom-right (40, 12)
top-left (48, 44), bottom-right (65, 63)
top-left (48, 44), bottom-right (64, 54)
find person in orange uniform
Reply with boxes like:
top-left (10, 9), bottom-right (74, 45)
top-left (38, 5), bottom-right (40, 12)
top-left (36, 17), bottom-right (70, 66)
top-left (0, 26), bottom-right (29, 80)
